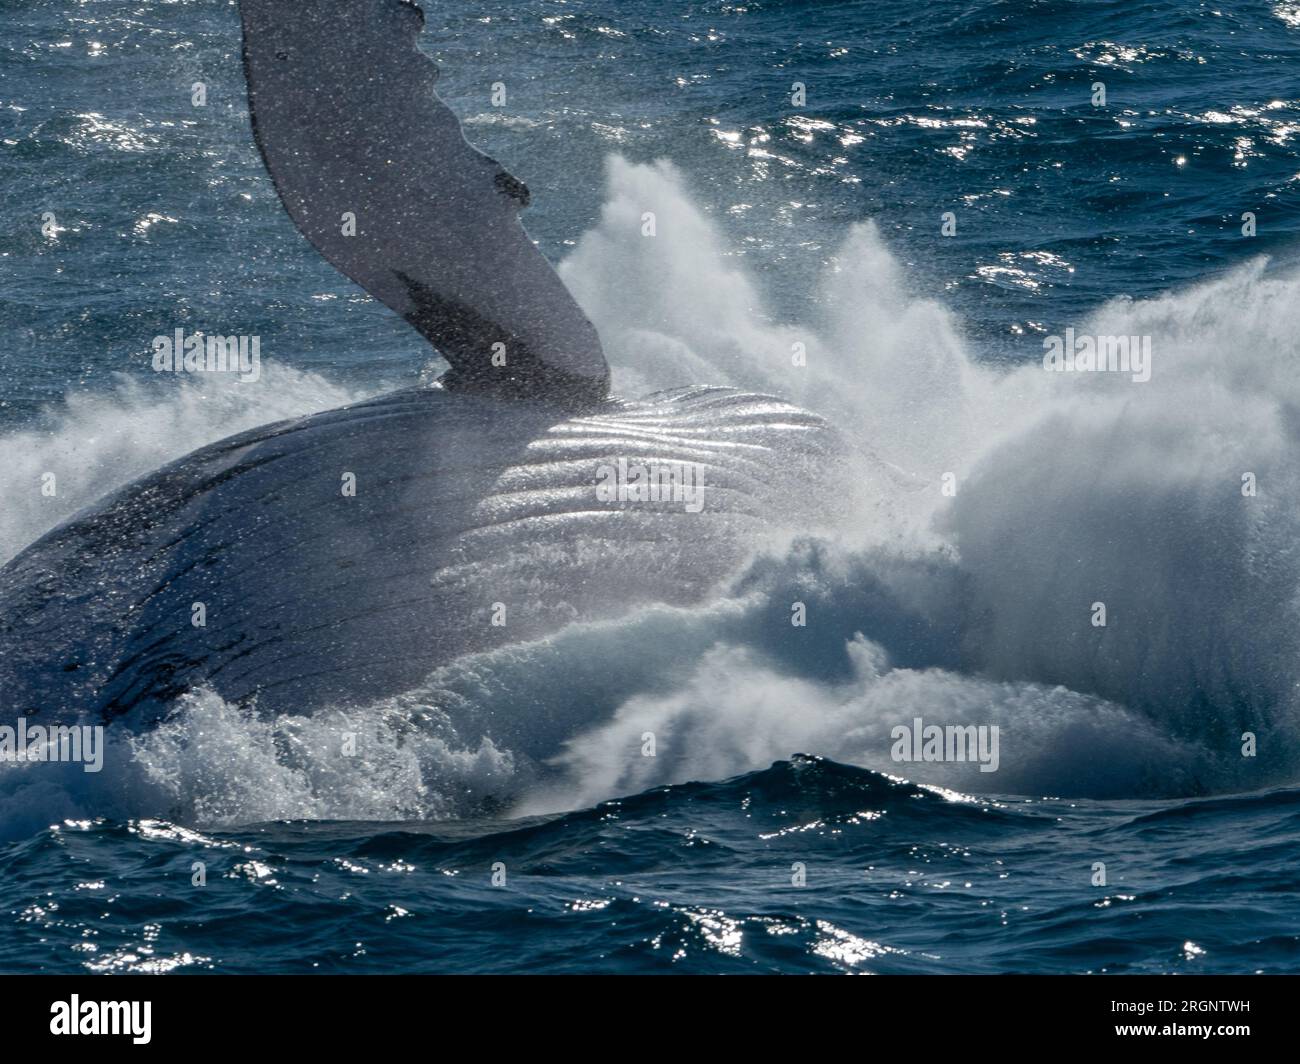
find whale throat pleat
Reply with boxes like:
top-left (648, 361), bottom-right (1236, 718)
top-left (0, 388), bottom-right (842, 720)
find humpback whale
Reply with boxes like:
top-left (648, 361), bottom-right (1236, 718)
top-left (0, 0), bottom-right (846, 723)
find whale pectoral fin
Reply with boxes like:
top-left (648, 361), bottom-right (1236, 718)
top-left (239, 0), bottom-right (609, 404)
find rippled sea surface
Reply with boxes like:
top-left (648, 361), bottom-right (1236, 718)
top-left (3, 0), bottom-right (1300, 973)
top-left (3, 757), bottom-right (1296, 974)
top-left (7, 0), bottom-right (1300, 415)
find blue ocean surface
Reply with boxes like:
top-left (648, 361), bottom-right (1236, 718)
top-left (2, 0), bottom-right (1300, 973)
top-left (1, 757), bottom-right (1296, 974)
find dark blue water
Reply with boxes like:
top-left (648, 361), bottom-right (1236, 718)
top-left (3, 0), bottom-right (1300, 973)
top-left (3, 757), bottom-right (1296, 974)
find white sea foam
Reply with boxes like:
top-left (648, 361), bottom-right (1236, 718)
top-left (0, 363), bottom-right (365, 566)
top-left (2, 155), bottom-right (1297, 833)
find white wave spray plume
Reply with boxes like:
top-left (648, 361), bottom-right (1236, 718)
top-left (2, 155), bottom-right (1298, 834)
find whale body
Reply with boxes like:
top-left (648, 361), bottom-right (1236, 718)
top-left (0, 1), bottom-right (849, 725)
top-left (0, 387), bottom-right (842, 721)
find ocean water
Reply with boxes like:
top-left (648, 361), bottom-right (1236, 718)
top-left (2, 0), bottom-right (1300, 974)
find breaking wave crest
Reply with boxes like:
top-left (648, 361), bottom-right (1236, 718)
top-left (3, 155), bottom-right (1299, 835)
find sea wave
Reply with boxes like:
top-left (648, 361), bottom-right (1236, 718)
top-left (3, 155), bottom-right (1299, 838)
